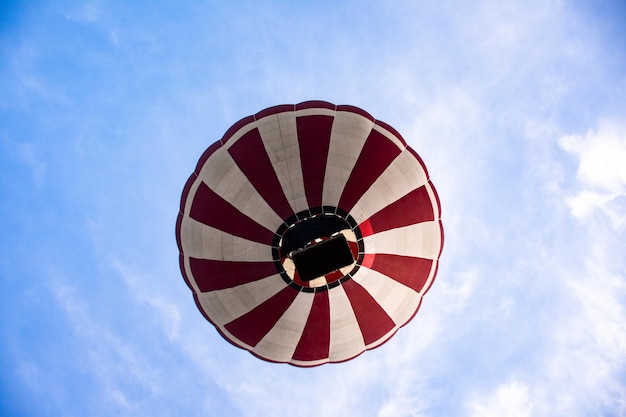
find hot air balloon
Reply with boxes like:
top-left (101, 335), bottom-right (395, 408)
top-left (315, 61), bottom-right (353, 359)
top-left (176, 101), bottom-right (443, 366)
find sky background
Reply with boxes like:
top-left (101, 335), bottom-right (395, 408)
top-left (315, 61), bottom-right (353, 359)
top-left (1, 1), bottom-right (626, 416)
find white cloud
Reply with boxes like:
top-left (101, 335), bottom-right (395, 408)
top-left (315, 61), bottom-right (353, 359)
top-left (559, 120), bottom-right (626, 228)
top-left (542, 233), bottom-right (626, 415)
top-left (462, 183), bottom-right (626, 417)
top-left (49, 282), bottom-right (163, 414)
top-left (468, 380), bottom-right (534, 417)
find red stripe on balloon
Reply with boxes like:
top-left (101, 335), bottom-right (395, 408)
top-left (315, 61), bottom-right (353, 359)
top-left (366, 253), bottom-right (433, 293)
top-left (189, 258), bottom-right (277, 292)
top-left (228, 128), bottom-right (295, 221)
top-left (360, 253), bottom-right (374, 269)
top-left (359, 219), bottom-right (373, 238)
top-left (360, 185), bottom-right (434, 236)
top-left (338, 129), bottom-right (402, 212)
top-left (342, 279), bottom-right (395, 345)
top-left (292, 291), bottom-right (330, 362)
top-left (348, 240), bottom-right (359, 259)
top-left (190, 182), bottom-right (275, 245)
top-left (296, 115), bottom-right (334, 208)
top-left (325, 270), bottom-right (343, 282)
top-left (224, 286), bottom-right (298, 347)
top-left (422, 259), bottom-right (439, 295)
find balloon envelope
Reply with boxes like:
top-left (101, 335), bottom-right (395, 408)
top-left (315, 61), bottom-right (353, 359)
top-left (176, 101), bottom-right (443, 366)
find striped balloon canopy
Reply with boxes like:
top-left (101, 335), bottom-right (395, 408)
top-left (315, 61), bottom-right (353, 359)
top-left (176, 101), bottom-right (443, 366)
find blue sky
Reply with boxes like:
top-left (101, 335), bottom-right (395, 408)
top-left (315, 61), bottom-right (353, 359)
top-left (1, 1), bottom-right (626, 416)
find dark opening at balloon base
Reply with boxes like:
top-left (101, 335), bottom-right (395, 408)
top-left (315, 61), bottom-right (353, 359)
top-left (292, 234), bottom-right (354, 281)
top-left (272, 206), bottom-right (364, 292)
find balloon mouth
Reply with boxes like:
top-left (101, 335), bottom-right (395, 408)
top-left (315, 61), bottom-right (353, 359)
top-left (272, 206), bottom-right (364, 292)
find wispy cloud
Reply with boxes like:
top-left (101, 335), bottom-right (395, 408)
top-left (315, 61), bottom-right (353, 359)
top-left (16, 142), bottom-right (47, 190)
top-left (50, 281), bottom-right (162, 414)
